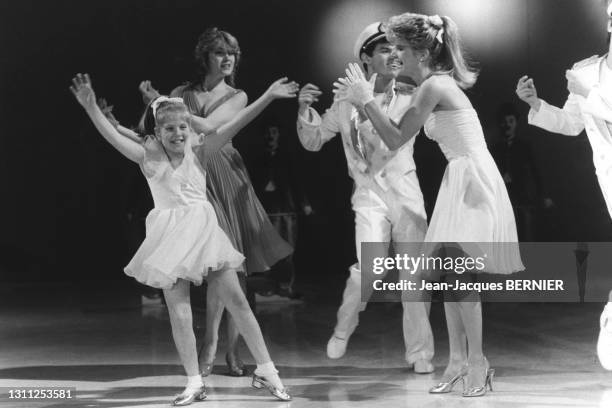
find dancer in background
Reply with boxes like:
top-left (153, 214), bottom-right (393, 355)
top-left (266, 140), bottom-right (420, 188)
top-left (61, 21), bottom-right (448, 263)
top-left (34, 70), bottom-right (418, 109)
top-left (251, 123), bottom-right (311, 300)
top-left (297, 22), bottom-right (434, 372)
top-left (516, 0), bottom-right (612, 370)
top-left (139, 27), bottom-right (293, 377)
top-left (336, 13), bottom-right (523, 397)
top-left (72, 73), bottom-right (297, 403)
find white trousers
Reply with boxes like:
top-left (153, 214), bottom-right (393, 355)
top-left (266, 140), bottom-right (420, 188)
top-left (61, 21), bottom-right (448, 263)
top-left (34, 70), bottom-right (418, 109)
top-left (334, 171), bottom-right (435, 363)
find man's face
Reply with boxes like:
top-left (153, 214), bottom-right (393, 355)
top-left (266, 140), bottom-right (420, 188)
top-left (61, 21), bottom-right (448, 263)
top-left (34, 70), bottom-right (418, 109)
top-left (365, 42), bottom-right (401, 77)
top-left (500, 115), bottom-right (517, 138)
top-left (265, 126), bottom-right (280, 153)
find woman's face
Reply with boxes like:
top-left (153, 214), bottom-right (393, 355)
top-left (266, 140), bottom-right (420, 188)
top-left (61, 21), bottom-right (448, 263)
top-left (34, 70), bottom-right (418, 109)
top-left (392, 38), bottom-right (420, 77)
top-left (207, 44), bottom-right (236, 78)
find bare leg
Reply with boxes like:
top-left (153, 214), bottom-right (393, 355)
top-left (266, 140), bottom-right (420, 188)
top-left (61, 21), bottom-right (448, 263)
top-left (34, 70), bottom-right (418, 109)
top-left (225, 274), bottom-right (247, 374)
top-left (225, 315), bottom-right (242, 359)
top-left (457, 298), bottom-right (487, 388)
top-left (163, 279), bottom-right (206, 403)
top-left (441, 301), bottom-right (468, 381)
top-left (207, 268), bottom-right (285, 391)
top-left (443, 250), bottom-right (484, 387)
top-left (199, 283), bottom-right (224, 369)
top-left (162, 279), bottom-right (199, 377)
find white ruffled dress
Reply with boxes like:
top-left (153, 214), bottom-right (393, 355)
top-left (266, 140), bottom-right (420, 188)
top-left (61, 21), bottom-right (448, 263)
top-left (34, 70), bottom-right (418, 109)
top-left (124, 138), bottom-right (245, 289)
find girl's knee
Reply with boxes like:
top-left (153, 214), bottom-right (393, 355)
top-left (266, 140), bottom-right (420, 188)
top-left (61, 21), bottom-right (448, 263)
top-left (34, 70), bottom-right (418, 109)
top-left (222, 287), bottom-right (250, 313)
top-left (229, 292), bottom-right (250, 312)
top-left (168, 303), bottom-right (193, 322)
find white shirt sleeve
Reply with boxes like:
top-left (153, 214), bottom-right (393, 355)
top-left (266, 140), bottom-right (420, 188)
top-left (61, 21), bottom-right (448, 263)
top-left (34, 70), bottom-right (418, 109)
top-left (528, 95), bottom-right (585, 136)
top-left (296, 102), bottom-right (341, 151)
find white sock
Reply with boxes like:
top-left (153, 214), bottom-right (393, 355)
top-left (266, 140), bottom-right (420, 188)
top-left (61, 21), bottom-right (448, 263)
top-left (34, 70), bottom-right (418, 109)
top-left (186, 374), bottom-right (204, 390)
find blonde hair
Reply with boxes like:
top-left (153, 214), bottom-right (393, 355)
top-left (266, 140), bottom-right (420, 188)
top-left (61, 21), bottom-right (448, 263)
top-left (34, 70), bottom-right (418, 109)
top-left (137, 99), bottom-right (191, 136)
top-left (387, 13), bottom-right (479, 89)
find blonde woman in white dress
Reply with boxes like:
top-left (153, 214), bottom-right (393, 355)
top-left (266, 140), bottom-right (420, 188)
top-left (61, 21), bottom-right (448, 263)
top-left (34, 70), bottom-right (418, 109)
top-left (335, 13), bottom-right (523, 398)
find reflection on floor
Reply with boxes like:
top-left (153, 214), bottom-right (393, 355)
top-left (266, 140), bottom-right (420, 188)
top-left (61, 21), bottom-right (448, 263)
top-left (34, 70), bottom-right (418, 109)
top-left (1, 282), bottom-right (611, 408)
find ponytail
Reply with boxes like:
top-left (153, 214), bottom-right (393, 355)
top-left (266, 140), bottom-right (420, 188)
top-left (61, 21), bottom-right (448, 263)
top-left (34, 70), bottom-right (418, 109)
top-left (387, 13), bottom-right (479, 89)
top-left (438, 16), bottom-right (478, 89)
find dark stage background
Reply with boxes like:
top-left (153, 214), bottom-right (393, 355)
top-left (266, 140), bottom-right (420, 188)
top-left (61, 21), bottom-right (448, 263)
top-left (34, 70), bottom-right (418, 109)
top-left (1, 0), bottom-right (611, 283)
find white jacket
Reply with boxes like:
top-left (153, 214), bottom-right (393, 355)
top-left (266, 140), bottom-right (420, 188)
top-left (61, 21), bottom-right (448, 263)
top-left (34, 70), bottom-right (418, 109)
top-left (529, 55), bottom-right (612, 218)
top-left (296, 82), bottom-right (417, 192)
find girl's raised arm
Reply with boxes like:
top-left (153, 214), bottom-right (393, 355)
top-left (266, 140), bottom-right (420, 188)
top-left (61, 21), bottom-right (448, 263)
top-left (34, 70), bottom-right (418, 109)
top-left (71, 74), bottom-right (145, 163)
top-left (203, 78), bottom-right (299, 153)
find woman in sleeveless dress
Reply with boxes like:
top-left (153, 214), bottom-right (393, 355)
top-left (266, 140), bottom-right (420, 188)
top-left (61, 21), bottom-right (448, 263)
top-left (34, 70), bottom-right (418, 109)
top-left (336, 14), bottom-right (523, 398)
top-left (140, 28), bottom-right (293, 376)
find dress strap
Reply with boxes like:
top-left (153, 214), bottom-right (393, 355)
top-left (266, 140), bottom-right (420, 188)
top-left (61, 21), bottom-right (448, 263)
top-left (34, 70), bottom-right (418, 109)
top-left (175, 85), bottom-right (203, 115)
top-left (203, 89), bottom-right (244, 117)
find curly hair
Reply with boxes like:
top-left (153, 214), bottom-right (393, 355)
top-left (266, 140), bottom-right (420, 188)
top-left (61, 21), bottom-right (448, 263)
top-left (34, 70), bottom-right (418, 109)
top-left (192, 27), bottom-right (241, 87)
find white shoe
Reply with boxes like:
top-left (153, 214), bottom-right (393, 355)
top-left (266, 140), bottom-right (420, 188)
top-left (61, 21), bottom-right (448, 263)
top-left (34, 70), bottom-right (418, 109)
top-left (598, 303), bottom-right (612, 370)
top-left (327, 335), bottom-right (348, 359)
top-left (414, 359), bottom-right (434, 374)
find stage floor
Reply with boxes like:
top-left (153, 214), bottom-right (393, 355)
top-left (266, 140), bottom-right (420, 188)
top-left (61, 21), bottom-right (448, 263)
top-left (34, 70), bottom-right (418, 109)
top-left (1, 282), bottom-right (611, 408)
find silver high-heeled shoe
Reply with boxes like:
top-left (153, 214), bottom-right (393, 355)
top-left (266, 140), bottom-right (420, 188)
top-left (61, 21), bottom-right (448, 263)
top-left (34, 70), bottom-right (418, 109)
top-left (252, 374), bottom-right (292, 401)
top-left (429, 366), bottom-right (467, 394)
top-left (172, 385), bottom-right (207, 406)
top-left (463, 368), bottom-right (495, 397)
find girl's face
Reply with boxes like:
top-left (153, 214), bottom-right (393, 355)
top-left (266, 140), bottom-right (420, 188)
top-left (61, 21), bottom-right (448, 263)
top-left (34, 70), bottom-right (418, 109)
top-left (155, 114), bottom-right (192, 156)
top-left (392, 38), bottom-right (421, 77)
top-left (207, 44), bottom-right (236, 78)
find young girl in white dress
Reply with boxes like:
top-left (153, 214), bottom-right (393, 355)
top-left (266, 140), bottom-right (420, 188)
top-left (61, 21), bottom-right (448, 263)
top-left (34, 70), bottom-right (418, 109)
top-left (71, 73), bottom-right (298, 405)
top-left (335, 13), bottom-right (523, 398)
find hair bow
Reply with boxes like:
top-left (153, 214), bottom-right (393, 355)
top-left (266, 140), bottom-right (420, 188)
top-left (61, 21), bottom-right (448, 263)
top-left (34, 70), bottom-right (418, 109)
top-left (429, 15), bottom-right (445, 43)
top-left (151, 96), bottom-right (184, 118)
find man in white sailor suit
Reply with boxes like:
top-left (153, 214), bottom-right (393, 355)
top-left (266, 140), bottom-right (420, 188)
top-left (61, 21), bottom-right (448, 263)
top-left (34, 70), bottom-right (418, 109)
top-left (516, 1), bottom-right (612, 370)
top-left (296, 22), bottom-right (434, 372)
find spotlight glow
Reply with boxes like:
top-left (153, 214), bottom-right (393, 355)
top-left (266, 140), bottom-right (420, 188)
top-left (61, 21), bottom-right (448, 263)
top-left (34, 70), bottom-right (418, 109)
top-left (314, 0), bottom-right (408, 81)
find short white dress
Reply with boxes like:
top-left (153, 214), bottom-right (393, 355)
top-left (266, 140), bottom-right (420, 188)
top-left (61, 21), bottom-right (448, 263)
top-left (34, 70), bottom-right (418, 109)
top-left (423, 109), bottom-right (524, 275)
top-left (124, 138), bottom-right (245, 289)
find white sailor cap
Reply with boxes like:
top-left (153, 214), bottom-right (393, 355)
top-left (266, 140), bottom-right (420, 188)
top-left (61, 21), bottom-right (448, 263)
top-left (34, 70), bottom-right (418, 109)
top-left (353, 22), bottom-right (387, 60)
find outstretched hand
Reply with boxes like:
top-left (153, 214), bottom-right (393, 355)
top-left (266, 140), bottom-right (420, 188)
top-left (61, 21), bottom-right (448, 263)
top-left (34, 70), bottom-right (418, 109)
top-left (97, 98), bottom-right (119, 127)
top-left (139, 80), bottom-right (161, 104)
top-left (298, 83), bottom-right (322, 108)
top-left (265, 77), bottom-right (300, 100)
top-left (515, 75), bottom-right (540, 110)
top-left (332, 63), bottom-right (375, 107)
top-left (70, 73), bottom-right (97, 111)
